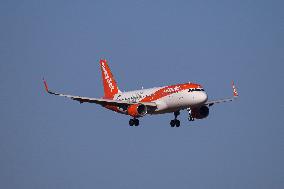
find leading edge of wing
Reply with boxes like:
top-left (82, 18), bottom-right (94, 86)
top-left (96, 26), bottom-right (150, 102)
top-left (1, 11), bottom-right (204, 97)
top-left (205, 81), bottom-right (239, 106)
top-left (205, 97), bottom-right (238, 106)
top-left (42, 78), bottom-right (157, 107)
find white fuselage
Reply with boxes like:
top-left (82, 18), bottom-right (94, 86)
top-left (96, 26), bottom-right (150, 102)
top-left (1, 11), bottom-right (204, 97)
top-left (113, 86), bottom-right (208, 114)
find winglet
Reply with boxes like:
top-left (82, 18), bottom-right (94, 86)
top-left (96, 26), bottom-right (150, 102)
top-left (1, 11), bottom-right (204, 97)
top-left (43, 78), bottom-right (50, 93)
top-left (232, 81), bottom-right (238, 97)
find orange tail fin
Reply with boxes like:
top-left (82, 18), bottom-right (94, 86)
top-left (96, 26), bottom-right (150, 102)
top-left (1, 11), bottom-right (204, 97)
top-left (99, 59), bottom-right (120, 99)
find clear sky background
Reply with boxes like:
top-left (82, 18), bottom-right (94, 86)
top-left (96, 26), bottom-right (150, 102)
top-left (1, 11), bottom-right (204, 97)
top-left (0, 0), bottom-right (283, 188)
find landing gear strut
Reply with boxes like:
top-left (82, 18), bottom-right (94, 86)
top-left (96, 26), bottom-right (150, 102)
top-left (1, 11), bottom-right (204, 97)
top-left (170, 111), bottom-right (180, 127)
top-left (187, 108), bottom-right (195, 121)
top-left (129, 118), bottom-right (139, 126)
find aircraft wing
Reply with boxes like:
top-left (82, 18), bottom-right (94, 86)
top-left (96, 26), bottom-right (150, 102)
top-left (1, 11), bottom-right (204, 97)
top-left (205, 81), bottom-right (239, 107)
top-left (43, 79), bottom-right (157, 108)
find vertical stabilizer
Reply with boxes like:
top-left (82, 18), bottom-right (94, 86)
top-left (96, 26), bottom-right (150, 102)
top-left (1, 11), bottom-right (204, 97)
top-left (99, 59), bottom-right (120, 99)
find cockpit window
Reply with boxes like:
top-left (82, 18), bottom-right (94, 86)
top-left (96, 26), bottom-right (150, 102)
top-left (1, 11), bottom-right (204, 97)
top-left (188, 88), bottom-right (204, 92)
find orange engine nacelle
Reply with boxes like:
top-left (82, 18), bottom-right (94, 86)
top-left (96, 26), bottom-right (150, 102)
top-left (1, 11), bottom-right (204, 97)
top-left (127, 104), bottom-right (147, 117)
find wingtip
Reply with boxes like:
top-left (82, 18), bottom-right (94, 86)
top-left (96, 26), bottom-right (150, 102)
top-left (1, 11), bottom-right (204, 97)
top-left (43, 78), bottom-right (49, 93)
top-left (232, 81), bottom-right (238, 97)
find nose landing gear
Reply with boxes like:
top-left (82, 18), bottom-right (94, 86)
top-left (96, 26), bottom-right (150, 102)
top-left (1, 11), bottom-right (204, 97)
top-left (170, 111), bottom-right (181, 127)
top-left (129, 118), bottom-right (139, 126)
top-left (187, 108), bottom-right (195, 121)
top-left (188, 116), bottom-right (195, 121)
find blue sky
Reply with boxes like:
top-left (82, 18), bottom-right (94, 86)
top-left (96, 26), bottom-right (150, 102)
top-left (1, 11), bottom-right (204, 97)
top-left (0, 0), bottom-right (283, 188)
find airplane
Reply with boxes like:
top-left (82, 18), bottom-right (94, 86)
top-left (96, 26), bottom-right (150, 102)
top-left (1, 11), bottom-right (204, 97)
top-left (43, 59), bottom-right (238, 127)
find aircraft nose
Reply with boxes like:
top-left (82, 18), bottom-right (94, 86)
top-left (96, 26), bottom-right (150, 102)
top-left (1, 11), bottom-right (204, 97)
top-left (199, 92), bottom-right (208, 103)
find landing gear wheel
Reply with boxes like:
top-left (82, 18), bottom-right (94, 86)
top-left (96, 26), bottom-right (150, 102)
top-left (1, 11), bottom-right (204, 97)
top-left (188, 116), bottom-right (195, 121)
top-left (170, 119), bottom-right (180, 127)
top-left (129, 119), bottom-right (139, 126)
top-left (170, 111), bottom-right (181, 127)
top-left (187, 108), bottom-right (194, 121)
top-left (134, 119), bottom-right (139, 126)
top-left (170, 120), bottom-right (176, 127)
top-left (129, 119), bottom-right (135, 126)
top-left (175, 120), bottom-right (180, 127)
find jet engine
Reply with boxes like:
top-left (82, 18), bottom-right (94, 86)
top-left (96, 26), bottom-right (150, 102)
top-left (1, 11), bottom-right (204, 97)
top-left (192, 106), bottom-right (209, 119)
top-left (127, 104), bottom-right (147, 117)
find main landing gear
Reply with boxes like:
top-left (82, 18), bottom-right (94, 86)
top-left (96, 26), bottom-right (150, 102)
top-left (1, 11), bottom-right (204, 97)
top-left (170, 111), bottom-right (180, 127)
top-left (129, 118), bottom-right (139, 126)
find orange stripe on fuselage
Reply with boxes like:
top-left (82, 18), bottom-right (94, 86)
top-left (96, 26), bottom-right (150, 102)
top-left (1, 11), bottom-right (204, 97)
top-left (140, 83), bottom-right (202, 103)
